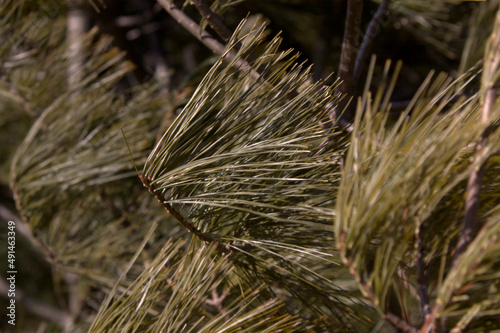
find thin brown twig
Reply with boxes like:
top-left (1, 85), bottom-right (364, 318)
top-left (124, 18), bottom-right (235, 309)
top-left (333, 0), bottom-right (364, 124)
top-left (453, 12), bottom-right (500, 262)
top-left (139, 173), bottom-right (232, 254)
top-left (424, 92), bottom-right (491, 331)
top-left (386, 312), bottom-right (419, 333)
top-left (190, 0), bottom-right (232, 42)
top-left (353, 0), bottom-right (390, 84)
top-left (453, 108), bottom-right (492, 261)
top-left (158, 0), bottom-right (348, 133)
top-left (156, 0), bottom-right (257, 77)
top-left (157, 0), bottom-right (225, 54)
top-left (423, 12), bottom-right (500, 333)
top-left (330, 0), bottom-right (392, 128)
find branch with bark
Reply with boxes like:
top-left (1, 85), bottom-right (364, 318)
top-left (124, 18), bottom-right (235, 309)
top-left (157, 0), bottom-right (254, 75)
top-left (454, 5), bottom-right (500, 263)
top-left (422, 9), bottom-right (500, 333)
top-left (139, 172), bottom-right (253, 255)
top-left (190, 0), bottom-right (232, 42)
top-left (415, 223), bottom-right (431, 320)
top-left (139, 173), bottom-right (234, 254)
top-left (333, 0), bottom-right (363, 124)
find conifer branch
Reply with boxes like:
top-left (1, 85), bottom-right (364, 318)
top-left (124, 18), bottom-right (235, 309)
top-left (156, 0), bottom-right (321, 121)
top-left (157, 0), bottom-right (225, 54)
top-left (453, 9), bottom-right (500, 262)
top-left (156, 0), bottom-right (254, 76)
top-left (353, 0), bottom-right (390, 84)
top-left (453, 135), bottom-right (489, 259)
top-left (159, 0), bottom-right (345, 130)
top-left (139, 173), bottom-right (232, 254)
top-left (190, 0), bottom-right (232, 42)
top-left (334, 0), bottom-right (363, 124)
top-left (330, 0), bottom-right (392, 128)
top-left (386, 312), bottom-right (418, 333)
top-left (423, 12), bottom-right (500, 333)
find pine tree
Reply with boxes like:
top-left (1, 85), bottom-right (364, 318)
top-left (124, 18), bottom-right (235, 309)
top-left (1, 1), bottom-right (500, 332)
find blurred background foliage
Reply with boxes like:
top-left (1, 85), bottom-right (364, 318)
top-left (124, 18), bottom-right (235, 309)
top-left (1, 0), bottom-right (500, 332)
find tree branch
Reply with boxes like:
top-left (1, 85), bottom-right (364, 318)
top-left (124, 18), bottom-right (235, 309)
top-left (333, 0), bottom-right (363, 124)
top-left (159, 0), bottom-right (347, 132)
top-left (423, 11), bottom-right (500, 333)
top-left (453, 137), bottom-right (489, 260)
top-left (386, 312), bottom-right (418, 333)
top-left (353, 0), bottom-right (390, 84)
top-left (453, 11), bottom-right (500, 262)
top-left (190, 0), bottom-right (232, 42)
top-left (140, 173), bottom-right (232, 254)
top-left (156, 0), bottom-right (255, 76)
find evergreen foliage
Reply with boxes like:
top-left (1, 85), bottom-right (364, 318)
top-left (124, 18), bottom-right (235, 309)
top-left (1, 0), bottom-right (500, 332)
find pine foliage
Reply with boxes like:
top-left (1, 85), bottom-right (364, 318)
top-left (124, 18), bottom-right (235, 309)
top-left (138, 23), bottom-right (368, 331)
top-left (2, 0), bottom-right (500, 332)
